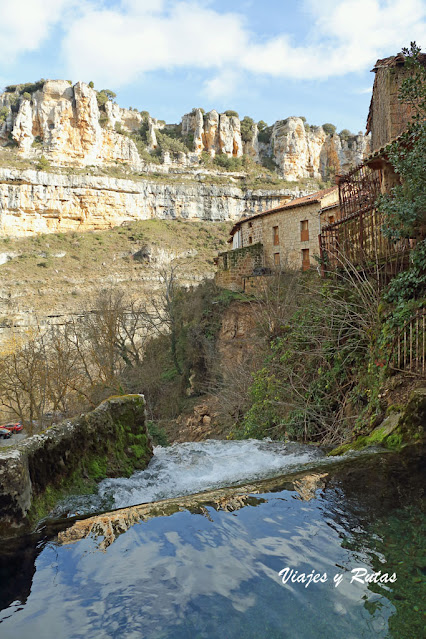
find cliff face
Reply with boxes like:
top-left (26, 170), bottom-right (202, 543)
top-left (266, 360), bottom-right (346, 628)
top-left (1, 81), bottom-right (143, 169)
top-left (0, 167), bottom-right (311, 236)
top-left (1, 81), bottom-right (369, 182)
top-left (268, 117), bottom-right (369, 180)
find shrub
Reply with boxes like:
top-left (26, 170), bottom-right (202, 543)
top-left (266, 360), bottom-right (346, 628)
top-left (213, 154), bottom-right (243, 171)
top-left (322, 123), bottom-right (336, 136)
top-left (37, 155), bottom-right (50, 171)
top-left (147, 421), bottom-right (169, 446)
top-left (240, 116), bottom-right (255, 143)
top-left (200, 151), bottom-right (213, 167)
top-left (6, 80), bottom-right (45, 95)
top-left (22, 92), bottom-right (31, 101)
top-left (339, 129), bottom-right (352, 139)
top-left (156, 130), bottom-right (192, 154)
top-left (88, 81), bottom-right (94, 88)
top-left (96, 89), bottom-right (116, 108)
top-left (258, 126), bottom-right (272, 144)
top-left (257, 120), bottom-right (268, 131)
top-left (261, 155), bottom-right (278, 172)
top-left (0, 106), bottom-right (9, 122)
top-left (224, 110), bottom-right (239, 118)
top-left (383, 241), bottom-right (426, 305)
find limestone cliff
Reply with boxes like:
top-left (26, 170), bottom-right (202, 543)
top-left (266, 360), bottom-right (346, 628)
top-left (1, 81), bottom-right (369, 182)
top-left (268, 117), bottom-right (370, 181)
top-left (0, 167), bottom-right (312, 237)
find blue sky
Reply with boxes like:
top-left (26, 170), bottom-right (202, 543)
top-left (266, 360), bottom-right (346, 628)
top-left (0, 0), bottom-right (425, 133)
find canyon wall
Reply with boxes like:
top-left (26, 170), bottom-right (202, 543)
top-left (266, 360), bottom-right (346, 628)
top-left (0, 167), bottom-right (310, 237)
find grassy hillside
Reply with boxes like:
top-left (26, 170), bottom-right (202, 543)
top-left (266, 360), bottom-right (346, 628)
top-left (0, 219), bottom-right (231, 326)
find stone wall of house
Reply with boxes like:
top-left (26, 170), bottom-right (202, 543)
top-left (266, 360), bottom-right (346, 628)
top-left (240, 216), bottom-right (263, 247)
top-left (368, 64), bottom-right (418, 151)
top-left (259, 201), bottom-right (322, 271)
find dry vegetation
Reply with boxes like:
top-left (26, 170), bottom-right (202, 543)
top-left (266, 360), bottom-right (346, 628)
top-left (0, 219), bottom-right (231, 320)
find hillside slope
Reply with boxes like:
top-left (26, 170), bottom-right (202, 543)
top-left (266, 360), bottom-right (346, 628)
top-left (0, 219), bottom-right (230, 336)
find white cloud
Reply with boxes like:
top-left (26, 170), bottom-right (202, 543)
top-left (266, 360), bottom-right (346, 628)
top-left (204, 69), bottom-right (241, 101)
top-left (0, 0), bottom-right (75, 63)
top-left (61, 2), bottom-right (248, 86)
top-left (1, 0), bottom-right (425, 95)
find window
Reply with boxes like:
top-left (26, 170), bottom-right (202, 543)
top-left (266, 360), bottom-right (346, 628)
top-left (300, 220), bottom-right (309, 242)
top-left (328, 215), bottom-right (335, 224)
top-left (248, 221), bottom-right (253, 228)
top-left (301, 248), bottom-right (310, 271)
top-left (248, 236), bottom-right (253, 244)
top-left (274, 252), bottom-right (280, 266)
top-left (273, 226), bottom-right (279, 246)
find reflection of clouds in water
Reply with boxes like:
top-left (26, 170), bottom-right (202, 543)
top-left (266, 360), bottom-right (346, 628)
top-left (1, 496), bottom-right (393, 639)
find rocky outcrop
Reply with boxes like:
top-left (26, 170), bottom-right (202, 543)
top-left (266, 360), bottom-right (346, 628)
top-left (1, 81), bottom-right (143, 169)
top-left (0, 167), bottom-right (311, 236)
top-left (0, 82), bottom-right (369, 181)
top-left (0, 394), bottom-right (152, 537)
top-left (266, 117), bottom-right (370, 181)
top-left (329, 388), bottom-right (426, 456)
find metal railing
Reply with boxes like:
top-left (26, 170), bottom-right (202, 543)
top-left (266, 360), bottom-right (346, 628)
top-left (389, 308), bottom-right (426, 376)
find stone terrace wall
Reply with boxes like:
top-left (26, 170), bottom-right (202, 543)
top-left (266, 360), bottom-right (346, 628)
top-left (215, 243), bottom-right (264, 291)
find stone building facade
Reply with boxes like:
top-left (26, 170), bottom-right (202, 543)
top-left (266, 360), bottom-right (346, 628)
top-left (215, 187), bottom-right (339, 291)
top-left (320, 50), bottom-right (424, 274)
top-left (366, 52), bottom-right (426, 152)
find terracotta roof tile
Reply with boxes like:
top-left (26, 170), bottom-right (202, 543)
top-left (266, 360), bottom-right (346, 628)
top-left (230, 186), bottom-right (338, 235)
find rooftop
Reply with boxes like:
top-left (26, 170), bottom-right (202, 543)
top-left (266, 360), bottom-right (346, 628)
top-left (230, 187), bottom-right (338, 236)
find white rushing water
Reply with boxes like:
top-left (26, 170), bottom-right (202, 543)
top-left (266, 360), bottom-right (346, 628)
top-left (98, 439), bottom-right (325, 509)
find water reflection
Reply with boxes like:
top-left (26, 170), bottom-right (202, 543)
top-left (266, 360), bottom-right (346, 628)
top-left (0, 449), bottom-right (424, 639)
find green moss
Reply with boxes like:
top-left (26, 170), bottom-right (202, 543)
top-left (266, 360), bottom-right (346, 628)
top-left (88, 457), bottom-right (108, 480)
top-left (28, 471), bottom-right (97, 525)
top-left (329, 391), bottom-right (425, 456)
top-left (21, 396), bottom-right (153, 529)
top-left (129, 444), bottom-right (148, 458)
top-left (385, 432), bottom-right (404, 449)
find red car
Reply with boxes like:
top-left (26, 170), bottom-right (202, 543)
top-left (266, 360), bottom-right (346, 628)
top-left (1, 422), bottom-right (23, 433)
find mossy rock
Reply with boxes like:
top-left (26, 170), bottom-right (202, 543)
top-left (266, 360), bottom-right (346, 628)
top-left (329, 388), bottom-right (426, 456)
top-left (0, 394), bottom-right (153, 537)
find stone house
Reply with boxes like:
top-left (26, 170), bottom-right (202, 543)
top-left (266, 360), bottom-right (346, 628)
top-left (366, 52), bottom-right (426, 152)
top-left (320, 51), bottom-right (425, 275)
top-left (215, 187), bottom-right (339, 291)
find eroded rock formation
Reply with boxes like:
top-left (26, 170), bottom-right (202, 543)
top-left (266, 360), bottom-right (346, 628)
top-left (1, 81), bottom-right (369, 182)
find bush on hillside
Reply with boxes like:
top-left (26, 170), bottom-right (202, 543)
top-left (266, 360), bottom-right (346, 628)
top-left (322, 123), bottom-right (336, 136)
